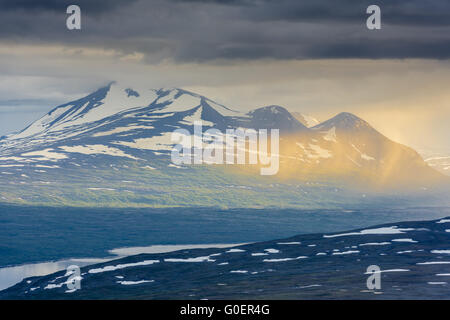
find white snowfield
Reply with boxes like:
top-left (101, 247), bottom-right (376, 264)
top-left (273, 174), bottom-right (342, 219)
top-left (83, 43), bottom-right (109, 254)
top-left (87, 188), bottom-right (116, 191)
top-left (431, 250), bottom-right (450, 254)
top-left (308, 144), bottom-right (332, 159)
top-left (226, 249), bottom-right (246, 253)
top-left (296, 142), bottom-right (333, 160)
top-left (0, 84), bottom-right (241, 154)
top-left (277, 242), bottom-right (301, 245)
top-left (109, 244), bottom-right (242, 256)
top-left (164, 255), bottom-right (216, 263)
top-left (322, 127), bottom-right (337, 142)
top-left (351, 144), bottom-right (376, 161)
top-left (364, 269), bottom-right (410, 274)
top-left (263, 256), bottom-right (307, 262)
top-left (14, 84), bottom-right (159, 140)
top-left (324, 226), bottom-right (415, 238)
top-left (302, 114), bottom-right (320, 127)
top-left (22, 149), bottom-right (68, 161)
top-left (92, 125), bottom-right (154, 137)
top-left (88, 260), bottom-right (160, 274)
top-left (391, 238), bottom-right (418, 243)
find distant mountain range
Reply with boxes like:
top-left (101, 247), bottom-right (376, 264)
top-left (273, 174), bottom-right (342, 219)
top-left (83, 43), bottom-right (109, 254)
top-left (0, 82), bottom-right (447, 207)
top-left (2, 216), bottom-right (450, 299)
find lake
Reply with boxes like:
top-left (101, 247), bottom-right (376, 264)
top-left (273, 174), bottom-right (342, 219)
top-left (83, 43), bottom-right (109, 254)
top-left (1, 204), bottom-right (449, 269)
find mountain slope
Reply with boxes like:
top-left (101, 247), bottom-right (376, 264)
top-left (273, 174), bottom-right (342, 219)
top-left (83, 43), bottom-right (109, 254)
top-left (271, 112), bottom-right (444, 188)
top-left (292, 111), bottom-right (320, 128)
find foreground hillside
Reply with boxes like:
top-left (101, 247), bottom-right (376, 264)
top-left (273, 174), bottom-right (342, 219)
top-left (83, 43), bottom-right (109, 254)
top-left (2, 216), bottom-right (450, 299)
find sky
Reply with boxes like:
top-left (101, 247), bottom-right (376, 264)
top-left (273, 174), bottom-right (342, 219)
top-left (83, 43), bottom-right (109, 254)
top-left (0, 0), bottom-right (449, 151)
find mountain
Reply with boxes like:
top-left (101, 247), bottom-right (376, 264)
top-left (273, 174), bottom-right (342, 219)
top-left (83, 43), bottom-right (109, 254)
top-left (274, 111), bottom-right (444, 188)
top-left (0, 84), bottom-right (305, 155)
top-left (2, 216), bottom-right (450, 299)
top-left (0, 82), bottom-right (446, 207)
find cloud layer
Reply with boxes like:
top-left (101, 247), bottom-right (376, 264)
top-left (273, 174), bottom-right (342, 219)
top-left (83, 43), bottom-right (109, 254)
top-left (0, 0), bottom-right (449, 61)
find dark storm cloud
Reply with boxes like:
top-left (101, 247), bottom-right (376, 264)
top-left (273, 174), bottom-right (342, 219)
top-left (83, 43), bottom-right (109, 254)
top-left (0, 0), bottom-right (449, 61)
top-left (0, 0), bottom-right (137, 14)
top-left (174, 0), bottom-right (450, 26)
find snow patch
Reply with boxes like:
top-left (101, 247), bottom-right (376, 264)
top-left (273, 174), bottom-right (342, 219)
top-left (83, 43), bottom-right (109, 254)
top-left (322, 127), bottom-right (336, 142)
top-left (117, 280), bottom-right (154, 285)
top-left (324, 227), bottom-right (415, 238)
top-left (114, 132), bottom-right (175, 151)
top-left (164, 256), bottom-right (216, 263)
top-left (88, 260), bottom-right (160, 274)
top-left (226, 249), bottom-right (246, 253)
top-left (332, 250), bottom-right (360, 256)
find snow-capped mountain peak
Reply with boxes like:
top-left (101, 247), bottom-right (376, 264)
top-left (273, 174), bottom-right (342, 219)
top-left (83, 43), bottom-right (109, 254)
top-left (313, 112), bottom-right (372, 132)
top-left (1, 83), bottom-right (244, 151)
top-left (246, 105), bottom-right (308, 132)
top-left (12, 82), bottom-right (159, 140)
